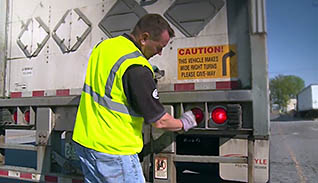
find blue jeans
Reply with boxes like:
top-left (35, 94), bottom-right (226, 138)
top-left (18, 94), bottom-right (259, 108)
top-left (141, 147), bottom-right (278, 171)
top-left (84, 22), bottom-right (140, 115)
top-left (74, 142), bottom-right (145, 183)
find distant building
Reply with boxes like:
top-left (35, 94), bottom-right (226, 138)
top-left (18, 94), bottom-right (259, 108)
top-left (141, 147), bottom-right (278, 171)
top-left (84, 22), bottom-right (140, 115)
top-left (271, 104), bottom-right (280, 113)
top-left (286, 98), bottom-right (297, 112)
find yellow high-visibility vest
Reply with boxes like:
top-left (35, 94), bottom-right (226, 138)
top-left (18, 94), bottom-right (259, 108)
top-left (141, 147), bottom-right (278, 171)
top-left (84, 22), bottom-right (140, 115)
top-left (72, 35), bottom-right (154, 155)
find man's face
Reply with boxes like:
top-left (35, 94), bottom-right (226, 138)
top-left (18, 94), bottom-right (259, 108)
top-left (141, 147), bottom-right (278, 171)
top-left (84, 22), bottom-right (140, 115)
top-left (142, 30), bottom-right (170, 59)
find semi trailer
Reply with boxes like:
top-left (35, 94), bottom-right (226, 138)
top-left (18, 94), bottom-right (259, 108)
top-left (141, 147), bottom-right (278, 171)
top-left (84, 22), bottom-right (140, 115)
top-left (297, 84), bottom-right (318, 119)
top-left (0, 0), bottom-right (269, 182)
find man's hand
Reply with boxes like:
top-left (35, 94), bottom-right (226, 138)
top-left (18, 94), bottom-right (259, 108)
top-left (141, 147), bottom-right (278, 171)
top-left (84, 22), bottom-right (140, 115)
top-left (180, 111), bottom-right (197, 131)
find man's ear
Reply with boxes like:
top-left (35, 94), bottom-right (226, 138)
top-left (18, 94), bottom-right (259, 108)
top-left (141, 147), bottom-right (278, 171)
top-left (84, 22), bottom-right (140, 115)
top-left (140, 32), bottom-right (150, 46)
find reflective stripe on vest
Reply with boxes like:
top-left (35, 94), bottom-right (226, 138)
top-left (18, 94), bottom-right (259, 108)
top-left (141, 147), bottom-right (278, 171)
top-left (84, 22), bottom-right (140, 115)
top-left (105, 50), bottom-right (142, 98)
top-left (82, 83), bottom-right (141, 117)
top-left (82, 50), bottom-right (144, 117)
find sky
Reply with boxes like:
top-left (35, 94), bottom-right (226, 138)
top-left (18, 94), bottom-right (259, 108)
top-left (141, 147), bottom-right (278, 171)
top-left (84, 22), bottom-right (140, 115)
top-left (266, 0), bottom-right (318, 87)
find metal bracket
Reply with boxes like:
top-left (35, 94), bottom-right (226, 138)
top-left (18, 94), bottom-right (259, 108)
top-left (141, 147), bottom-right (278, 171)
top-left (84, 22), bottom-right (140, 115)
top-left (52, 9), bottom-right (70, 53)
top-left (139, 0), bottom-right (158, 6)
top-left (37, 131), bottom-right (49, 145)
top-left (250, 0), bottom-right (266, 34)
top-left (227, 104), bottom-right (242, 128)
top-left (164, 0), bottom-right (225, 37)
top-left (36, 108), bottom-right (55, 145)
top-left (71, 8), bottom-right (92, 52)
top-left (98, 0), bottom-right (148, 38)
top-left (16, 17), bottom-right (50, 58)
top-left (16, 19), bottom-right (32, 58)
top-left (33, 17), bottom-right (50, 57)
top-left (52, 8), bottom-right (92, 53)
top-left (51, 151), bottom-right (81, 174)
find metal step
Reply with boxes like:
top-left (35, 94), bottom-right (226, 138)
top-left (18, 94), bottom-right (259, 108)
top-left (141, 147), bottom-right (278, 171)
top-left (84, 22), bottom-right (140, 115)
top-left (173, 154), bottom-right (247, 164)
top-left (0, 165), bottom-right (40, 182)
top-left (0, 165), bottom-right (39, 174)
top-left (1, 124), bottom-right (34, 130)
top-left (187, 128), bottom-right (253, 136)
top-left (0, 143), bottom-right (38, 151)
top-left (0, 96), bottom-right (80, 107)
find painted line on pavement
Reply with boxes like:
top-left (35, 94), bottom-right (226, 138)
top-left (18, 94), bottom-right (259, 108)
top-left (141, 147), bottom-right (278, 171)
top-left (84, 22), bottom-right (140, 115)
top-left (277, 123), bottom-right (306, 183)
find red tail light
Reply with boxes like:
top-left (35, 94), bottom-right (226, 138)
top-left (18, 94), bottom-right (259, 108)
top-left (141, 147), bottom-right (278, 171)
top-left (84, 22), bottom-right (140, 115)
top-left (13, 111), bottom-right (17, 123)
top-left (191, 107), bottom-right (204, 124)
top-left (24, 110), bottom-right (30, 123)
top-left (211, 107), bottom-right (227, 124)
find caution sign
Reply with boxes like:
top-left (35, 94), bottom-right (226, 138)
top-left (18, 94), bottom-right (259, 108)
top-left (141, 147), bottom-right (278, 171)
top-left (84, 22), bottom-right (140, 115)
top-left (154, 157), bottom-right (168, 179)
top-left (178, 45), bottom-right (238, 80)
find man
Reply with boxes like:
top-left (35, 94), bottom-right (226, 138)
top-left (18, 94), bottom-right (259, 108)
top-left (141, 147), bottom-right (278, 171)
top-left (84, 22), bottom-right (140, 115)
top-left (72, 14), bottom-right (197, 183)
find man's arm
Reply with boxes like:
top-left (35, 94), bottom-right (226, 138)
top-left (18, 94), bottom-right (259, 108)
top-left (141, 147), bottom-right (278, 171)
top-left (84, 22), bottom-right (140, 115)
top-left (123, 65), bottom-right (197, 132)
top-left (153, 110), bottom-right (197, 132)
top-left (152, 113), bottom-right (183, 131)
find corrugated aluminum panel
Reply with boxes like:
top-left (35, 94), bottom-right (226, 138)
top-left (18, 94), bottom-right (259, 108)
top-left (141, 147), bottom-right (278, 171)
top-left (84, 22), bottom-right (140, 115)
top-left (7, 0), bottom-right (252, 94)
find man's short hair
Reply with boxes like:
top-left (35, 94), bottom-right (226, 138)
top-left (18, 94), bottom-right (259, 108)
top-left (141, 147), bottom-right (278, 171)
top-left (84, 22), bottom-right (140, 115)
top-left (132, 14), bottom-right (175, 41)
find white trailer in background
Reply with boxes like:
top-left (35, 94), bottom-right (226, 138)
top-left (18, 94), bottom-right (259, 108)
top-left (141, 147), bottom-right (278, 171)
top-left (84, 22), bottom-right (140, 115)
top-left (297, 84), bottom-right (318, 118)
top-left (0, 0), bottom-right (269, 182)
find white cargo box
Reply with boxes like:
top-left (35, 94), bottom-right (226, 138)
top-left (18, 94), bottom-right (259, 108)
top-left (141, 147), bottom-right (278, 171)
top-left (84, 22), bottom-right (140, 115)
top-left (297, 84), bottom-right (318, 111)
top-left (7, 0), bottom-right (251, 97)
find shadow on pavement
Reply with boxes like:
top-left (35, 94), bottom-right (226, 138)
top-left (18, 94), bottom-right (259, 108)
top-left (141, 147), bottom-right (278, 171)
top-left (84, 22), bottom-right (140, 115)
top-left (270, 112), bottom-right (317, 122)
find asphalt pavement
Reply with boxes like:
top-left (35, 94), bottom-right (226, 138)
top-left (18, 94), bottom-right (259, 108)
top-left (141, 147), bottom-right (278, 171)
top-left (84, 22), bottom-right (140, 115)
top-left (270, 120), bottom-right (318, 183)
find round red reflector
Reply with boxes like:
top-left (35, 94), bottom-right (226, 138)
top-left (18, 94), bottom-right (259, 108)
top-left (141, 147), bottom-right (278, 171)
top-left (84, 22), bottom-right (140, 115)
top-left (191, 107), bottom-right (204, 124)
top-left (13, 111), bottom-right (17, 123)
top-left (24, 110), bottom-right (30, 123)
top-left (212, 107), bottom-right (227, 124)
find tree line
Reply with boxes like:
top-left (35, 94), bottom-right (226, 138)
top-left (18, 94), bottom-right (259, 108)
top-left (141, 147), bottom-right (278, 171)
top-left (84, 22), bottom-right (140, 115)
top-left (269, 75), bottom-right (304, 112)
